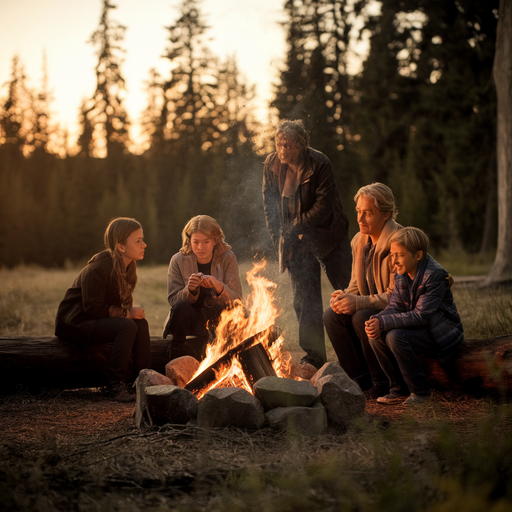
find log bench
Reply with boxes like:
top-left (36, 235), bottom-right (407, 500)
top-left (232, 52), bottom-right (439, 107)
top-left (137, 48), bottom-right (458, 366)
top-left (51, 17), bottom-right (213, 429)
top-left (0, 335), bottom-right (511, 395)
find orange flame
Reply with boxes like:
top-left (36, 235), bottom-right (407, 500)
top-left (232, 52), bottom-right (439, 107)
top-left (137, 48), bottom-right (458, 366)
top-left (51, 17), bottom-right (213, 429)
top-left (190, 259), bottom-right (296, 398)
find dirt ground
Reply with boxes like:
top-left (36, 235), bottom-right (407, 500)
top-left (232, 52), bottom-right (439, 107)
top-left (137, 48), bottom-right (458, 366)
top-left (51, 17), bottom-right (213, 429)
top-left (0, 387), bottom-right (505, 512)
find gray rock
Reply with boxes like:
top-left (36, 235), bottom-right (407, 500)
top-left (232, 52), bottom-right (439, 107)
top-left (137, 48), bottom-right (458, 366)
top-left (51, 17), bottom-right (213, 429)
top-left (165, 356), bottom-right (200, 388)
top-left (253, 376), bottom-right (319, 410)
top-left (310, 361), bottom-right (345, 387)
top-left (145, 385), bottom-right (198, 426)
top-left (134, 369), bottom-right (174, 427)
top-left (265, 403), bottom-right (327, 436)
top-left (197, 387), bottom-right (265, 430)
top-left (316, 373), bottom-right (366, 429)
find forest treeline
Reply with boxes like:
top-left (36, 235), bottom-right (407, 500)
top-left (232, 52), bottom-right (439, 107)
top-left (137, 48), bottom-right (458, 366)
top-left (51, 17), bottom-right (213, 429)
top-left (0, 0), bottom-right (499, 267)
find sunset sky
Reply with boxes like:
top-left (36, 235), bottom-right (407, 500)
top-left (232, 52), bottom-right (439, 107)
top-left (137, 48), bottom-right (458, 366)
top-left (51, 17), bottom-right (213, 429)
top-left (0, 0), bottom-right (288, 149)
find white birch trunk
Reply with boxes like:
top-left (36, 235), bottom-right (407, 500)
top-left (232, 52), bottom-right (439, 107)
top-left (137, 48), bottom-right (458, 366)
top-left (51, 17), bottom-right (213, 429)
top-left (486, 0), bottom-right (512, 284)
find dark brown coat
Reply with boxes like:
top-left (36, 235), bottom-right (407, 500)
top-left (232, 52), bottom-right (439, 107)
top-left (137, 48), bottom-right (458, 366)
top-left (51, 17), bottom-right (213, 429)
top-left (262, 147), bottom-right (349, 267)
top-left (55, 251), bottom-right (123, 343)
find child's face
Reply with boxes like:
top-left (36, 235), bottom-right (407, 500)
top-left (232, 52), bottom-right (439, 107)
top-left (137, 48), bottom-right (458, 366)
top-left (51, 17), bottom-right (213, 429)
top-left (390, 242), bottom-right (423, 279)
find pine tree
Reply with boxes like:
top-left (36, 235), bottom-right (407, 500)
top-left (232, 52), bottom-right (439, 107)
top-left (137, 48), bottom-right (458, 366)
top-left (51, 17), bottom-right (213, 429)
top-left (272, 0), bottom-right (367, 178)
top-left (353, 0), bottom-right (498, 250)
top-left (156, 0), bottom-right (224, 245)
top-left (0, 56), bottom-right (30, 156)
top-left (30, 52), bottom-right (53, 156)
top-left (76, 98), bottom-right (95, 158)
top-left (140, 68), bottom-right (164, 153)
top-left (86, 0), bottom-right (130, 157)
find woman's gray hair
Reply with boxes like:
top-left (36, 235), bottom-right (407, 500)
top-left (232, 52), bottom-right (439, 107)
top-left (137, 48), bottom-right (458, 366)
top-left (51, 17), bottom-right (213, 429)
top-left (275, 119), bottom-right (309, 152)
top-left (354, 182), bottom-right (398, 220)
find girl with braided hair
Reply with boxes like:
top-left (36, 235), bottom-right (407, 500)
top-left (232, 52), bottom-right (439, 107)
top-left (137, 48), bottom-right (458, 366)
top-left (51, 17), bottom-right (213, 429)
top-left (55, 217), bottom-right (151, 402)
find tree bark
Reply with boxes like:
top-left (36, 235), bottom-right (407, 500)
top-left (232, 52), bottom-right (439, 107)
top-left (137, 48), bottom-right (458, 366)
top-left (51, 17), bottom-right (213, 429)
top-left (0, 335), bottom-right (511, 395)
top-left (485, 0), bottom-right (512, 284)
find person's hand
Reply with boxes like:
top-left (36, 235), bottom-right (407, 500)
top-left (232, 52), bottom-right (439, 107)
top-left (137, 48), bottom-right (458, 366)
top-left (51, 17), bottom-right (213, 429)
top-left (128, 307), bottom-right (145, 320)
top-left (330, 290), bottom-right (344, 310)
top-left (201, 275), bottom-right (224, 296)
top-left (188, 273), bottom-right (204, 293)
top-left (365, 318), bottom-right (381, 339)
top-left (331, 292), bottom-right (357, 315)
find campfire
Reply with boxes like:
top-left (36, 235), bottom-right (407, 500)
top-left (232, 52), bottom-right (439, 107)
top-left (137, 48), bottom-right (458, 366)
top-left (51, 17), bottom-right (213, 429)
top-left (185, 260), bottom-right (294, 398)
top-left (137, 259), bottom-right (367, 433)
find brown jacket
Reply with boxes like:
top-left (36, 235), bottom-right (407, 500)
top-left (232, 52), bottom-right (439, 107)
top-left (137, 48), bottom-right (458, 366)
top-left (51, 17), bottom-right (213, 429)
top-left (55, 251), bottom-right (123, 341)
top-left (345, 219), bottom-right (402, 311)
top-left (262, 147), bottom-right (349, 269)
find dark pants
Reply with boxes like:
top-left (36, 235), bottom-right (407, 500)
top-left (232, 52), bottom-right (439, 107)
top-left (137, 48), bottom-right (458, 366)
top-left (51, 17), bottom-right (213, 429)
top-left (167, 300), bottom-right (210, 343)
top-left (323, 307), bottom-right (387, 388)
top-left (166, 300), bottom-right (224, 360)
top-left (368, 328), bottom-right (437, 395)
top-left (288, 236), bottom-right (351, 368)
top-left (90, 317), bottom-right (151, 383)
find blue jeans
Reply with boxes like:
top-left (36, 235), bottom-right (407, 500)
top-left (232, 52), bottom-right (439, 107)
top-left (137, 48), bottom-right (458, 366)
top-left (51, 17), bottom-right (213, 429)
top-left (288, 236), bottom-right (351, 367)
top-left (369, 328), bottom-right (437, 395)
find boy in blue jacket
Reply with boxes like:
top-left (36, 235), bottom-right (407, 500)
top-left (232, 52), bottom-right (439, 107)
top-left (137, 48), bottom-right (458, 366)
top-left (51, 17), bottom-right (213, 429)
top-left (365, 227), bottom-right (463, 405)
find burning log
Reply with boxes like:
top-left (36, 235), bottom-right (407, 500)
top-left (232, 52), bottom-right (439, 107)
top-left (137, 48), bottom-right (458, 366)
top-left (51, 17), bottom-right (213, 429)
top-left (238, 343), bottom-right (277, 388)
top-left (185, 328), bottom-right (278, 394)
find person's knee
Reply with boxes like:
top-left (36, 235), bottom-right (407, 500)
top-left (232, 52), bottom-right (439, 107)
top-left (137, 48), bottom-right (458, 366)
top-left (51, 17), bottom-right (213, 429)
top-left (134, 318), bottom-right (149, 334)
top-left (351, 309), bottom-right (368, 329)
top-left (119, 318), bottom-right (138, 337)
top-left (172, 300), bottom-right (193, 316)
top-left (385, 330), bottom-right (404, 352)
top-left (324, 307), bottom-right (351, 329)
top-left (323, 306), bottom-right (337, 326)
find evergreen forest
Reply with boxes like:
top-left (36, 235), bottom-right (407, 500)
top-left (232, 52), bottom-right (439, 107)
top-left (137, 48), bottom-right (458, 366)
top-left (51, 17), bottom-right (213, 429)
top-left (0, 0), bottom-right (499, 267)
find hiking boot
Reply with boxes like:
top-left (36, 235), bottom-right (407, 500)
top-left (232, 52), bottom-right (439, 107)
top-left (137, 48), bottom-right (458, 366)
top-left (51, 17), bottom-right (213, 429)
top-left (376, 391), bottom-right (405, 405)
top-left (364, 384), bottom-right (389, 401)
top-left (105, 382), bottom-right (135, 403)
top-left (404, 393), bottom-right (430, 405)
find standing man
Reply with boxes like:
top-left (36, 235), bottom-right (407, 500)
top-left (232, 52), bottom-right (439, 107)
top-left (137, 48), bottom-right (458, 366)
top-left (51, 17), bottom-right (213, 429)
top-left (323, 182), bottom-right (401, 398)
top-left (262, 119), bottom-right (351, 369)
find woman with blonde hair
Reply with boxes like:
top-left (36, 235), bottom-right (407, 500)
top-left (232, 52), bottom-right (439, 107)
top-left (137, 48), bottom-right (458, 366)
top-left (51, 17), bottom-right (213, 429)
top-left (55, 217), bottom-right (151, 402)
top-left (162, 215), bottom-right (243, 360)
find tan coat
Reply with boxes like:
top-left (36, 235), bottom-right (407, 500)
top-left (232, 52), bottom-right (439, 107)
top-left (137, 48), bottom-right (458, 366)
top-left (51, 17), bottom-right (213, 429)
top-left (344, 219), bottom-right (402, 311)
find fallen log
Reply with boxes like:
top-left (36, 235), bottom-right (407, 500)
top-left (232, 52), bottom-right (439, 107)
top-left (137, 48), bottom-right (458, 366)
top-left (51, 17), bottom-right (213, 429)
top-left (0, 335), bottom-right (511, 395)
top-left (0, 336), bottom-right (172, 393)
top-left (420, 335), bottom-right (512, 394)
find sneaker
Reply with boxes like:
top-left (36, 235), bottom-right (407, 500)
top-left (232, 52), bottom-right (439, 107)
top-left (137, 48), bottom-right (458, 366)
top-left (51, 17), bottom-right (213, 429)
top-left (364, 384), bottom-right (389, 401)
top-left (404, 393), bottom-right (430, 405)
top-left (105, 382), bottom-right (135, 403)
top-left (376, 392), bottom-right (404, 405)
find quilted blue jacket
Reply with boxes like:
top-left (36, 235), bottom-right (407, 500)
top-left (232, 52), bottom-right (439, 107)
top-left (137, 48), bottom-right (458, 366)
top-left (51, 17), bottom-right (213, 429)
top-left (373, 254), bottom-right (464, 363)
